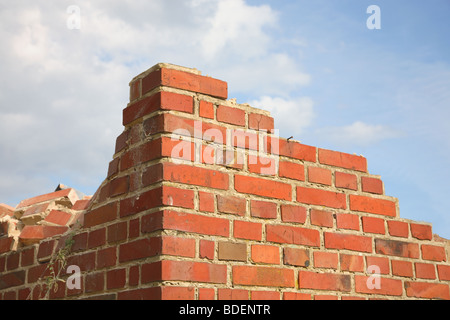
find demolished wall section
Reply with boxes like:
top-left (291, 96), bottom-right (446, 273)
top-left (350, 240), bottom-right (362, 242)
top-left (0, 63), bottom-right (449, 300)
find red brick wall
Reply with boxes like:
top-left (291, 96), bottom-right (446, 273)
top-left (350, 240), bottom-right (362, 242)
top-left (0, 63), bottom-right (449, 300)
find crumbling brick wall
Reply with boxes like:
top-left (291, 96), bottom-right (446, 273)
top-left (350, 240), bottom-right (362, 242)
top-left (1, 63), bottom-right (449, 300)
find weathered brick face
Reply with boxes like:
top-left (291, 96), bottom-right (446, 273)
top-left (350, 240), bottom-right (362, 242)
top-left (0, 62), bottom-right (449, 300)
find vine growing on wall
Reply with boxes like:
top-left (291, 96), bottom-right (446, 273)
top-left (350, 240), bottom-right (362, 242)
top-left (27, 223), bottom-right (78, 300)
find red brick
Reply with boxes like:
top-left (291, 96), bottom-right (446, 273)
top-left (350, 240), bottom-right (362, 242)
top-left (230, 129), bottom-right (258, 150)
top-left (314, 251), bottom-right (338, 269)
top-left (119, 237), bottom-right (161, 263)
top-left (161, 137), bottom-right (196, 162)
top-left (18, 288), bottom-right (31, 300)
top-left (218, 289), bottom-right (249, 300)
top-left (21, 247), bottom-right (35, 267)
top-left (375, 239), bottom-right (420, 259)
top-left (44, 210), bottom-right (72, 226)
top-left (437, 265), bottom-right (450, 281)
top-left (84, 202), bottom-right (118, 228)
top-left (324, 233), bottom-right (372, 253)
top-left (421, 244), bottom-right (446, 262)
top-left (233, 265), bottom-right (294, 288)
top-left (387, 220), bottom-right (409, 238)
top-left (161, 286), bottom-right (195, 300)
top-left (120, 188), bottom-right (163, 218)
top-left (234, 220), bottom-right (262, 241)
top-left (283, 292), bottom-right (312, 300)
top-left (248, 113), bottom-right (274, 133)
top-left (299, 271), bottom-right (351, 292)
top-left (366, 256), bottom-right (389, 274)
top-left (318, 149), bottom-right (367, 172)
top-left (66, 252), bottom-right (96, 272)
top-left (129, 218), bottom-right (140, 239)
top-left (361, 176), bottom-right (383, 194)
top-left (129, 79), bottom-right (140, 101)
top-left (310, 209), bottom-right (333, 228)
top-left (251, 291), bottom-right (280, 300)
top-left (6, 252), bottom-right (19, 271)
top-left (142, 67), bottom-right (227, 99)
top-left (119, 138), bottom-right (161, 171)
top-left (88, 228), bottom-right (106, 249)
top-left (0, 203), bottom-right (14, 218)
top-left (199, 191), bottom-right (214, 212)
top-left (72, 232), bottom-right (88, 252)
top-left (142, 260), bottom-right (227, 284)
top-left (97, 247), bottom-right (117, 269)
top-left (355, 275), bottom-right (403, 296)
top-left (218, 242), bottom-right (247, 262)
top-left (163, 186), bottom-right (195, 209)
top-left (335, 171), bottom-right (357, 190)
top-left (123, 91), bottom-right (194, 125)
top-left (164, 163), bottom-right (229, 190)
top-left (251, 244), bottom-right (280, 264)
top-left (19, 225), bottom-right (68, 245)
top-left (349, 195), bottom-right (396, 217)
top-left (215, 148), bottom-right (244, 169)
top-left (129, 265), bottom-right (139, 287)
top-left (250, 200), bottom-right (277, 219)
top-left (108, 176), bottom-right (129, 197)
top-left (199, 100), bottom-right (214, 119)
top-left (85, 272), bottom-right (105, 293)
top-left (217, 105), bottom-right (245, 126)
top-left (107, 221), bottom-right (127, 244)
top-left (142, 163), bottom-right (163, 187)
top-left (107, 158), bottom-right (119, 178)
top-left (279, 161), bottom-right (305, 181)
top-left (162, 236), bottom-right (196, 258)
top-left (340, 254), bottom-right (364, 272)
top-left (217, 195), bottom-right (246, 216)
top-left (16, 188), bottom-right (76, 209)
top-left (0, 237), bottom-right (14, 254)
top-left (410, 223), bottom-right (432, 240)
top-left (280, 205), bottom-right (307, 224)
top-left (235, 175), bottom-right (291, 201)
top-left (314, 294), bottom-right (338, 300)
top-left (72, 199), bottom-right (90, 211)
top-left (142, 210), bottom-right (229, 237)
top-left (118, 288), bottom-right (160, 300)
top-left (297, 186), bottom-right (346, 209)
top-left (415, 262), bottom-right (436, 279)
top-left (336, 213), bottom-right (359, 231)
top-left (248, 155), bottom-right (276, 176)
top-left (0, 256), bottom-right (4, 273)
top-left (391, 260), bottom-right (413, 277)
top-left (107, 268), bottom-right (126, 290)
top-left (37, 240), bottom-right (55, 261)
top-left (362, 216), bottom-right (385, 234)
top-left (3, 291), bottom-right (17, 300)
top-left (200, 240), bottom-right (215, 260)
top-left (266, 224), bottom-right (320, 247)
top-left (308, 166), bottom-right (332, 186)
top-left (266, 137), bottom-right (316, 162)
top-left (198, 288), bottom-right (215, 300)
top-left (283, 248), bottom-right (310, 267)
top-left (405, 281), bottom-right (450, 300)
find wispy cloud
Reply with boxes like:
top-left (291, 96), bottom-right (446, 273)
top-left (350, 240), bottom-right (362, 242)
top-left (317, 121), bottom-right (404, 147)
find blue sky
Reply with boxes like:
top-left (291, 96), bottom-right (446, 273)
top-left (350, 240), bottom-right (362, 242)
top-left (0, 0), bottom-right (449, 238)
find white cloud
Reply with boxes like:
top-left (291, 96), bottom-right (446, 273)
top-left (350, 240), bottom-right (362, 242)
top-left (250, 96), bottom-right (315, 138)
top-left (201, 0), bottom-right (277, 60)
top-left (0, 0), bottom-right (311, 206)
top-left (318, 121), bottom-right (403, 147)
